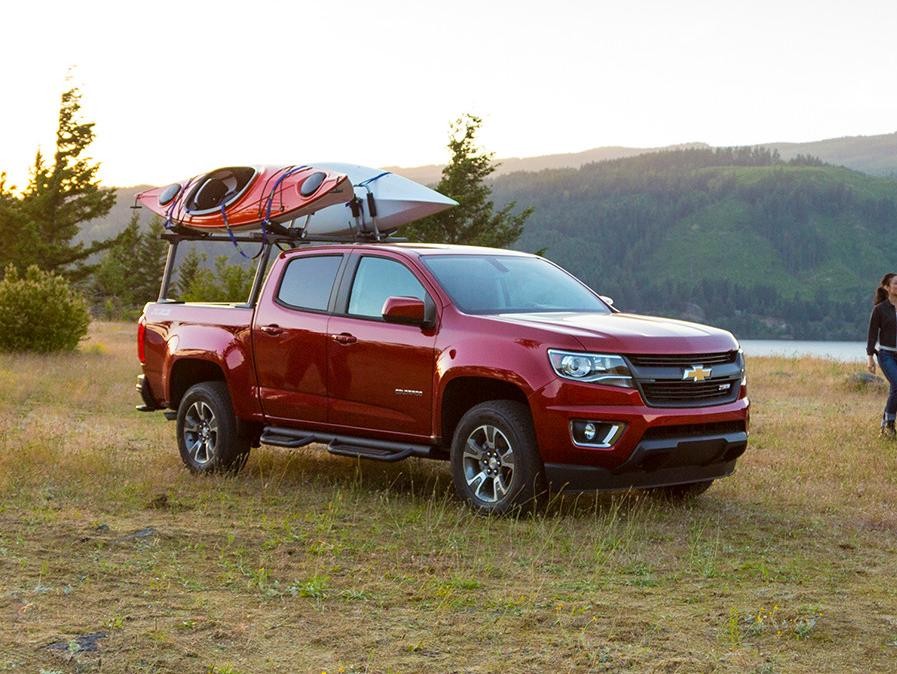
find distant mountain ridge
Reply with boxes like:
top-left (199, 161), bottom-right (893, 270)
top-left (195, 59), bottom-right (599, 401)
top-left (387, 131), bottom-right (897, 184)
top-left (385, 143), bottom-right (711, 185)
top-left (765, 132), bottom-right (897, 176)
top-left (489, 147), bottom-right (897, 339)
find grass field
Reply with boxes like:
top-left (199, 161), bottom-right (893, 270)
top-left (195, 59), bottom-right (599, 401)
top-left (1, 322), bottom-right (895, 673)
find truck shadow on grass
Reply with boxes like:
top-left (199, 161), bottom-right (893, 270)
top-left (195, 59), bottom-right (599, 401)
top-left (237, 444), bottom-right (705, 519)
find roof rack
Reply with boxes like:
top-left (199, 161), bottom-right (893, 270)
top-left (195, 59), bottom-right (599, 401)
top-left (155, 224), bottom-right (402, 307)
top-left (157, 219), bottom-right (387, 244)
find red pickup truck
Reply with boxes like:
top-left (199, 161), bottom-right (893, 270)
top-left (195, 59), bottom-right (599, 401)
top-left (137, 238), bottom-right (749, 513)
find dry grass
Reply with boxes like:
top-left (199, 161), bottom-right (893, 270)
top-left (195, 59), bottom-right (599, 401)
top-left (1, 322), bottom-right (896, 673)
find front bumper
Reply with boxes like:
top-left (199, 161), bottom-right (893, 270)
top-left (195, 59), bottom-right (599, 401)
top-left (529, 377), bottom-right (750, 488)
top-left (545, 427), bottom-right (747, 491)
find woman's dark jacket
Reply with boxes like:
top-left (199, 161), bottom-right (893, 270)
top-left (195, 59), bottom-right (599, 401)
top-left (867, 300), bottom-right (897, 356)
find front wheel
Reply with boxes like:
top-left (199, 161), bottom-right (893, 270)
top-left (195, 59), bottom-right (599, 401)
top-left (450, 400), bottom-right (547, 515)
top-left (176, 381), bottom-right (250, 474)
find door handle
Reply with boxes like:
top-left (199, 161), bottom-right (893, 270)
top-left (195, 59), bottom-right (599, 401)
top-left (260, 324), bottom-right (284, 336)
top-left (332, 332), bottom-right (357, 345)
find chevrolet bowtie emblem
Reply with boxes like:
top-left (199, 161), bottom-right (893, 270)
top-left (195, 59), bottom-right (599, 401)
top-left (683, 365), bottom-right (712, 382)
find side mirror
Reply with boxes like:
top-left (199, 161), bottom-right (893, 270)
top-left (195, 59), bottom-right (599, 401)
top-left (382, 296), bottom-right (430, 326)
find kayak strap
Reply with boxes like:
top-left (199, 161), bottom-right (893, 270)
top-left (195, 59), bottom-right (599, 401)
top-left (262, 165), bottom-right (310, 238)
top-left (222, 203), bottom-right (265, 261)
top-left (356, 171), bottom-right (391, 187)
top-left (221, 165), bottom-right (311, 260)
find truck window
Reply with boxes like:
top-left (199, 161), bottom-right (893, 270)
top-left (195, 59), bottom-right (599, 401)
top-left (278, 255), bottom-right (343, 311)
top-left (347, 257), bottom-right (426, 318)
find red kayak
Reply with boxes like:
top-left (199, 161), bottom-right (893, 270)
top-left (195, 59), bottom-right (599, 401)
top-left (136, 165), bottom-right (352, 231)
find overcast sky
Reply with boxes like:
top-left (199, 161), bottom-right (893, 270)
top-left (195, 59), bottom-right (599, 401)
top-left (2, 0), bottom-right (895, 188)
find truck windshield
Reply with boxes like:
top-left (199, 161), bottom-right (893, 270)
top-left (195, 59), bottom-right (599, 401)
top-left (421, 254), bottom-right (611, 315)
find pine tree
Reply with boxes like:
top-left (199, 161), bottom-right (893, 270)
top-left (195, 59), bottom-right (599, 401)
top-left (92, 215), bottom-right (169, 316)
top-left (0, 173), bottom-right (31, 272)
top-left (92, 212), bottom-right (141, 309)
top-left (134, 219), bottom-right (169, 303)
top-left (17, 87), bottom-right (116, 280)
top-left (401, 114), bottom-right (532, 248)
top-left (176, 249), bottom-right (206, 298)
top-left (181, 255), bottom-right (254, 303)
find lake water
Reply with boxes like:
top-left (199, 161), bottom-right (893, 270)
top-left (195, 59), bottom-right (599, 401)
top-left (739, 340), bottom-right (866, 362)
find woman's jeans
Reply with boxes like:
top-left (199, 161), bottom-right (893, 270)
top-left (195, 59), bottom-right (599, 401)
top-left (878, 350), bottom-right (897, 423)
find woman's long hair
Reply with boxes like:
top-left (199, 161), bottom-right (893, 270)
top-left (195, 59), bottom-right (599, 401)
top-left (875, 273), bottom-right (897, 305)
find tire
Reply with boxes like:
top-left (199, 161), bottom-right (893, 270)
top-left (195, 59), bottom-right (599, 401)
top-left (450, 400), bottom-right (547, 515)
top-left (652, 480), bottom-right (714, 501)
top-left (176, 381), bottom-right (250, 474)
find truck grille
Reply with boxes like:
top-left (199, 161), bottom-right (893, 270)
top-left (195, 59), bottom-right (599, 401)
top-left (640, 377), bottom-right (741, 407)
top-left (627, 351), bottom-right (737, 367)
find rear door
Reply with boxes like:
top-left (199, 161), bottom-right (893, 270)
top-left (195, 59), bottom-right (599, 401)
top-left (253, 253), bottom-right (345, 423)
top-left (326, 253), bottom-right (438, 437)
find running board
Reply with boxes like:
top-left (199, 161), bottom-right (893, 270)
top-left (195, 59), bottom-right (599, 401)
top-left (259, 425), bottom-right (432, 462)
top-left (259, 429), bottom-right (315, 448)
top-left (328, 442), bottom-right (415, 462)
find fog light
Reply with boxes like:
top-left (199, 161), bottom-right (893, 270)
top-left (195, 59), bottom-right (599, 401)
top-left (583, 422), bottom-right (597, 441)
top-left (570, 420), bottom-right (624, 447)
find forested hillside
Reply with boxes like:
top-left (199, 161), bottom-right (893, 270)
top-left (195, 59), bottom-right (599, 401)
top-left (493, 148), bottom-right (897, 339)
top-left (77, 185), bottom-right (149, 243)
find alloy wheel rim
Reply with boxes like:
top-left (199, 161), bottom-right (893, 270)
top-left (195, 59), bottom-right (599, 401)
top-left (462, 424), bottom-right (515, 503)
top-left (183, 401), bottom-right (218, 465)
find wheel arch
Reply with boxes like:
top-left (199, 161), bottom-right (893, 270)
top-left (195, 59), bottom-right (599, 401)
top-left (439, 375), bottom-right (533, 449)
top-left (167, 357), bottom-right (227, 410)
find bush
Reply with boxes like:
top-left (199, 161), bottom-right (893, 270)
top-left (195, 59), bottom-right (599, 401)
top-left (0, 265), bottom-right (90, 352)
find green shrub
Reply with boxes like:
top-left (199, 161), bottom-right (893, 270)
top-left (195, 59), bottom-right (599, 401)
top-left (0, 265), bottom-right (90, 352)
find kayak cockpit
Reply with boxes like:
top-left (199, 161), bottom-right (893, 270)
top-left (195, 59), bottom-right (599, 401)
top-left (185, 166), bottom-right (258, 214)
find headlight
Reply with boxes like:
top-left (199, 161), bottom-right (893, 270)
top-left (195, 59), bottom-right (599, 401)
top-left (547, 349), bottom-right (634, 388)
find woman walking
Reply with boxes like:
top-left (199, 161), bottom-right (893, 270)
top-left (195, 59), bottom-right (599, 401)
top-left (867, 272), bottom-right (897, 437)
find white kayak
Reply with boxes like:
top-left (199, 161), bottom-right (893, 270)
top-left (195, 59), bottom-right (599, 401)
top-left (301, 163), bottom-right (457, 237)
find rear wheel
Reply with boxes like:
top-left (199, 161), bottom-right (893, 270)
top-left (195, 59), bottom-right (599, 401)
top-left (451, 400), bottom-right (546, 515)
top-left (176, 382), bottom-right (250, 474)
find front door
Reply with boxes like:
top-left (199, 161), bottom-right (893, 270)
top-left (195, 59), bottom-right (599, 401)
top-left (327, 254), bottom-right (437, 438)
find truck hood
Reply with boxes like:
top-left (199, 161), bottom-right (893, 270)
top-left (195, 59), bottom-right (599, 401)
top-left (490, 312), bottom-right (738, 354)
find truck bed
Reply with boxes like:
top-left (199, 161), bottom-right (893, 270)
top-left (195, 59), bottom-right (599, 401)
top-left (140, 302), bottom-right (259, 419)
